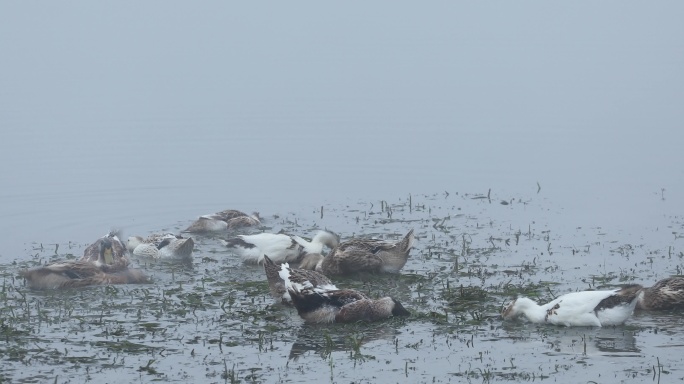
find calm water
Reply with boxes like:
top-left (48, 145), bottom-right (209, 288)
top-left (1, 2), bottom-right (684, 383)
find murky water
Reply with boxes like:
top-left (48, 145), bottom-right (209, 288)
top-left (2, 2), bottom-right (684, 382)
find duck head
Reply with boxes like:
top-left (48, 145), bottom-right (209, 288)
top-left (501, 297), bottom-right (534, 319)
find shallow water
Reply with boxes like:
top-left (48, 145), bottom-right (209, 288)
top-left (2, 191), bottom-right (684, 383)
top-left (2, 2), bottom-right (684, 382)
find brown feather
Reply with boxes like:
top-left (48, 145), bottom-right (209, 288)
top-left (637, 277), bottom-right (684, 310)
top-left (81, 232), bottom-right (129, 267)
top-left (317, 229), bottom-right (414, 275)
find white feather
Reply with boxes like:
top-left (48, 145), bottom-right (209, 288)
top-left (230, 233), bottom-right (301, 264)
top-left (504, 289), bottom-right (638, 327)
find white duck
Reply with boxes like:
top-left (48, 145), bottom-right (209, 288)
top-left (502, 285), bottom-right (642, 327)
top-left (126, 234), bottom-right (195, 261)
top-left (220, 230), bottom-right (339, 264)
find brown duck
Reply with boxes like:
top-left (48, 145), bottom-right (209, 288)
top-left (636, 277), bottom-right (684, 310)
top-left (301, 229), bottom-right (415, 275)
top-left (20, 238), bottom-right (149, 290)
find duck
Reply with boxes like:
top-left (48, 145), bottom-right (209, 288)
top-left (20, 238), bottom-right (149, 290)
top-left (126, 234), bottom-right (195, 261)
top-left (502, 285), bottom-right (643, 327)
top-left (635, 276), bottom-right (684, 310)
top-left (263, 255), bottom-right (335, 304)
top-left (303, 229), bottom-right (415, 275)
top-left (182, 210), bottom-right (261, 233)
top-left (81, 230), bottom-right (129, 267)
top-left (221, 230), bottom-right (339, 265)
top-left (279, 262), bottom-right (411, 323)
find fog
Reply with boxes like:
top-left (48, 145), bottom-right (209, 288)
top-left (1, 2), bottom-right (682, 259)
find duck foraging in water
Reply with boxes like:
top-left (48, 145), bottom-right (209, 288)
top-left (263, 255), bottom-right (335, 305)
top-left (279, 262), bottom-right (410, 323)
top-left (502, 285), bottom-right (643, 327)
top-left (20, 238), bottom-right (149, 290)
top-left (303, 229), bottom-right (415, 275)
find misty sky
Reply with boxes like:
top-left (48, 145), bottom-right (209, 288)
top-left (0, 2), bottom-right (682, 255)
top-left (1, 2), bottom-right (681, 123)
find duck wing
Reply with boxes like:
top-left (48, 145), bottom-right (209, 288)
top-left (290, 268), bottom-right (333, 288)
top-left (595, 285), bottom-right (642, 311)
top-left (319, 289), bottom-right (369, 306)
top-left (542, 290), bottom-right (626, 326)
top-left (337, 238), bottom-right (386, 253)
top-left (338, 230), bottom-right (414, 254)
top-left (235, 233), bottom-right (302, 264)
top-left (326, 247), bottom-right (384, 274)
top-left (48, 261), bottom-right (103, 278)
top-left (21, 261), bottom-right (102, 289)
top-left (226, 215), bottom-right (260, 229)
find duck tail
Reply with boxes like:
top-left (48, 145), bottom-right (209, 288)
top-left (399, 229), bottom-right (415, 253)
top-left (177, 237), bottom-right (195, 257)
top-left (264, 255), bottom-right (280, 281)
top-left (264, 255), bottom-right (287, 301)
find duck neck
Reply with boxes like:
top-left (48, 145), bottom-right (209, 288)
top-left (314, 231), bottom-right (338, 249)
top-left (516, 298), bottom-right (548, 323)
top-left (298, 235), bottom-right (323, 254)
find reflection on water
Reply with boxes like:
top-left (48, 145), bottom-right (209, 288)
top-left (501, 321), bottom-right (639, 356)
top-left (288, 322), bottom-right (403, 361)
